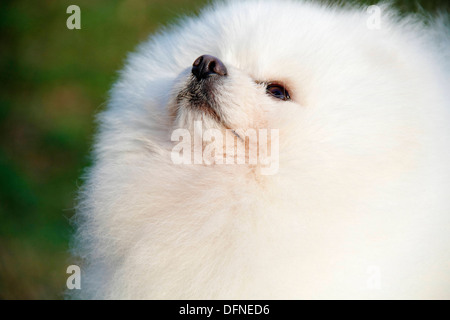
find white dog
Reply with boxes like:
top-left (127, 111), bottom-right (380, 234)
top-left (70, 0), bottom-right (450, 299)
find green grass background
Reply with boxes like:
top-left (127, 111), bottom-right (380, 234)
top-left (0, 0), bottom-right (448, 299)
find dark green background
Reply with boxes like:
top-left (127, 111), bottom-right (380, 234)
top-left (0, 0), bottom-right (448, 299)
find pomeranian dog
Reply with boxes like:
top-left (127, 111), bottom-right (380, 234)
top-left (70, 0), bottom-right (450, 299)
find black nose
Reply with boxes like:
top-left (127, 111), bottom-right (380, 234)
top-left (192, 55), bottom-right (228, 80)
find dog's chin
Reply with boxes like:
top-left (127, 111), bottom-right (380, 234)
top-left (174, 75), bottom-right (228, 129)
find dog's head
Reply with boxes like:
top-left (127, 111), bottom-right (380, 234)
top-left (104, 0), bottom-right (432, 178)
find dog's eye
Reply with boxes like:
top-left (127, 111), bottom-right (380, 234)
top-left (266, 83), bottom-right (290, 101)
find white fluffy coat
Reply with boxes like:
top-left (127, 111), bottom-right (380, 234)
top-left (70, 0), bottom-right (450, 299)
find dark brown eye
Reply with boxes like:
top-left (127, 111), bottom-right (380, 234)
top-left (266, 83), bottom-right (290, 101)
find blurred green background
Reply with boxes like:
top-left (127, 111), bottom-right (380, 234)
top-left (0, 0), bottom-right (448, 300)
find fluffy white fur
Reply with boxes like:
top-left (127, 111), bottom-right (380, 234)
top-left (70, 0), bottom-right (450, 299)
